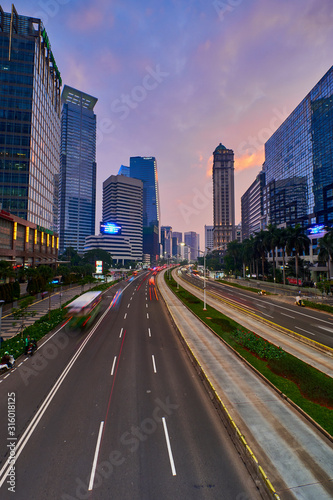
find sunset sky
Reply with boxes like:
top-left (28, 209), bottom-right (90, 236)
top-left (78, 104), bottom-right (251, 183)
top-left (3, 0), bottom-right (333, 248)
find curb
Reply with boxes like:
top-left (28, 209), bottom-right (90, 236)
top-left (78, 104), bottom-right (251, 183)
top-left (157, 272), bottom-right (281, 500)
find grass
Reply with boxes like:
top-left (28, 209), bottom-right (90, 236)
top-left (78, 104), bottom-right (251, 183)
top-left (166, 273), bottom-right (333, 436)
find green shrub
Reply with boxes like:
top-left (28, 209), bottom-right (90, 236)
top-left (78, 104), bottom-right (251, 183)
top-left (231, 328), bottom-right (286, 361)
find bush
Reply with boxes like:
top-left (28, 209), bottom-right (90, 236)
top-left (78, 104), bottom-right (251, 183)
top-left (231, 328), bottom-right (286, 361)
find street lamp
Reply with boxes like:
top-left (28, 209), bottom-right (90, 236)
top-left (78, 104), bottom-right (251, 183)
top-left (198, 249), bottom-right (208, 311)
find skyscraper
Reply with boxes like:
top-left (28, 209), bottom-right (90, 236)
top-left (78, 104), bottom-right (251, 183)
top-left (59, 85), bottom-right (97, 255)
top-left (264, 66), bottom-right (333, 228)
top-left (0, 6), bottom-right (61, 231)
top-left (130, 156), bottom-right (160, 263)
top-left (212, 143), bottom-right (235, 251)
top-left (85, 175), bottom-right (143, 263)
top-left (205, 225), bottom-right (214, 251)
top-left (184, 231), bottom-right (200, 261)
top-left (241, 171), bottom-right (265, 240)
top-left (161, 225), bottom-right (172, 257)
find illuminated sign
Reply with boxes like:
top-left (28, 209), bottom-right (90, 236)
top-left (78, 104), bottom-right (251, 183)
top-left (95, 261), bottom-right (103, 274)
top-left (307, 225), bottom-right (325, 235)
top-left (100, 222), bottom-right (122, 235)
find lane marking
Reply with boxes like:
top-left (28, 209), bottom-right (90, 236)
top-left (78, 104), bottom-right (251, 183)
top-left (147, 313), bottom-right (149, 319)
top-left (295, 326), bottom-right (315, 336)
top-left (152, 355), bottom-right (157, 373)
top-left (148, 328), bottom-right (151, 337)
top-left (317, 325), bottom-right (333, 333)
top-left (281, 313), bottom-right (295, 319)
top-left (111, 356), bottom-right (117, 376)
top-left (119, 327), bottom-right (123, 338)
top-left (127, 303), bottom-right (130, 308)
top-left (255, 303), bottom-right (266, 308)
top-left (162, 417), bottom-right (176, 476)
top-left (146, 304), bottom-right (148, 308)
top-left (88, 421), bottom-right (104, 491)
top-left (260, 312), bottom-right (274, 318)
top-left (124, 313), bottom-right (127, 319)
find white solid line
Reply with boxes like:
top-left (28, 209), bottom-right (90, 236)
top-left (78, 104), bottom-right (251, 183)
top-left (317, 325), bottom-right (333, 333)
top-left (152, 355), bottom-right (157, 373)
top-left (295, 326), bottom-right (315, 336)
top-left (124, 313), bottom-right (127, 319)
top-left (148, 328), bottom-right (151, 337)
top-left (281, 313), bottom-right (295, 319)
top-left (147, 313), bottom-right (149, 319)
top-left (88, 421), bottom-right (104, 491)
top-left (119, 327), bottom-right (123, 338)
top-left (111, 356), bottom-right (117, 376)
top-left (162, 417), bottom-right (176, 476)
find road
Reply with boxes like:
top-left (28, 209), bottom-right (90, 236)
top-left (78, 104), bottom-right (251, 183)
top-left (0, 272), bottom-right (260, 500)
top-left (183, 272), bottom-right (333, 351)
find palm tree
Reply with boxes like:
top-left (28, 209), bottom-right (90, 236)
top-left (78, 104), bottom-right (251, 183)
top-left (226, 240), bottom-right (242, 276)
top-left (318, 229), bottom-right (333, 279)
top-left (254, 230), bottom-right (267, 279)
top-left (286, 225), bottom-right (310, 285)
top-left (275, 227), bottom-right (289, 285)
top-left (263, 224), bottom-right (280, 282)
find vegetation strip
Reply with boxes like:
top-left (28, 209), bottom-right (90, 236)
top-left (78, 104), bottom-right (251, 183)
top-left (165, 272), bottom-right (333, 437)
top-left (159, 273), bottom-right (281, 500)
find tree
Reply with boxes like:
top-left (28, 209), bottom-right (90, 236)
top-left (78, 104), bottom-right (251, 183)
top-left (286, 225), bottom-right (310, 285)
top-left (318, 229), bottom-right (333, 280)
top-left (263, 224), bottom-right (280, 282)
top-left (254, 230), bottom-right (267, 278)
top-left (0, 261), bottom-right (15, 281)
top-left (82, 249), bottom-right (112, 272)
top-left (12, 296), bottom-right (37, 337)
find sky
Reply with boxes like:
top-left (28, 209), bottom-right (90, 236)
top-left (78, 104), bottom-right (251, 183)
top-left (2, 0), bottom-right (333, 249)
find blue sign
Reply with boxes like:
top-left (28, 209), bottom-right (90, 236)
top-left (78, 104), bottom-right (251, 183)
top-left (100, 222), bottom-right (122, 235)
top-left (307, 225), bottom-right (325, 235)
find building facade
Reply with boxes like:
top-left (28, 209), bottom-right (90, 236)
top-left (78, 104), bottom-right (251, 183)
top-left (161, 226), bottom-right (172, 258)
top-left (0, 6), bottom-right (61, 232)
top-left (85, 175), bottom-right (143, 263)
top-left (184, 231), bottom-right (200, 261)
top-left (212, 143), bottom-right (235, 251)
top-left (0, 208), bottom-right (58, 268)
top-left (205, 225), bottom-right (214, 251)
top-left (264, 66), bottom-right (333, 228)
top-left (130, 156), bottom-right (160, 263)
top-left (59, 85), bottom-right (97, 255)
top-left (241, 170), bottom-right (265, 240)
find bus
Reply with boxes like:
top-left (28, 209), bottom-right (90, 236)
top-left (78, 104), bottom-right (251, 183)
top-left (65, 291), bottom-right (102, 328)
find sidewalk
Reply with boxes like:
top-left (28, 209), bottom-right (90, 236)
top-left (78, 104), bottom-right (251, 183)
top-left (157, 270), bottom-right (333, 500)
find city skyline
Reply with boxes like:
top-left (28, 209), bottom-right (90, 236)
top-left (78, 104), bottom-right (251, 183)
top-left (2, 0), bottom-right (332, 248)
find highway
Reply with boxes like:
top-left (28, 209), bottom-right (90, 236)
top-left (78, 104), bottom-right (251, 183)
top-left (0, 272), bottom-right (261, 500)
top-left (183, 272), bottom-right (333, 351)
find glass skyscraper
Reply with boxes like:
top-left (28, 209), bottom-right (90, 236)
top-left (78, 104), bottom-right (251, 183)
top-left (264, 66), bottom-right (333, 228)
top-left (59, 85), bottom-right (97, 255)
top-left (129, 156), bottom-right (160, 263)
top-left (0, 6), bottom-right (61, 231)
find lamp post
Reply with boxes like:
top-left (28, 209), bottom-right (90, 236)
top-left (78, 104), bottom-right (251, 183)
top-left (198, 249), bottom-right (207, 310)
top-left (0, 299), bottom-right (4, 340)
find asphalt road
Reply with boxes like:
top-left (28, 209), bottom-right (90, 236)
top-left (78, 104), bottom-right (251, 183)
top-left (184, 273), bottom-right (333, 350)
top-left (0, 273), bottom-right (261, 500)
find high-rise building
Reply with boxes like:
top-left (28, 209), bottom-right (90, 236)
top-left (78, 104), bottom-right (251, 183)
top-left (118, 165), bottom-right (130, 177)
top-left (184, 231), bottom-right (200, 261)
top-left (161, 226), bottom-right (172, 258)
top-left (241, 170), bottom-right (265, 240)
top-left (264, 66), bottom-right (333, 228)
top-left (85, 175), bottom-right (143, 263)
top-left (130, 156), bottom-right (160, 263)
top-left (205, 225), bottom-right (214, 251)
top-left (0, 6), bottom-right (61, 232)
top-left (59, 85), bottom-right (97, 255)
top-left (212, 143), bottom-right (235, 251)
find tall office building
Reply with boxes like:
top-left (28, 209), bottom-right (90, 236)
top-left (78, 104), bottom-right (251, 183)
top-left (161, 226), bottom-right (172, 257)
top-left (264, 66), bottom-right (333, 228)
top-left (130, 156), bottom-right (160, 263)
top-left (241, 170), bottom-right (265, 240)
top-left (172, 231), bottom-right (182, 258)
top-left (59, 85), bottom-right (97, 255)
top-left (205, 225), bottom-right (214, 251)
top-left (0, 6), bottom-right (61, 232)
top-left (184, 231), bottom-right (200, 261)
top-left (85, 175), bottom-right (143, 263)
top-left (118, 165), bottom-right (130, 177)
top-left (212, 143), bottom-right (235, 252)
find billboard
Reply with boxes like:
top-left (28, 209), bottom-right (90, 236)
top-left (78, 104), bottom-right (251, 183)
top-left (100, 222), bottom-right (122, 235)
top-left (95, 261), bottom-right (103, 274)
